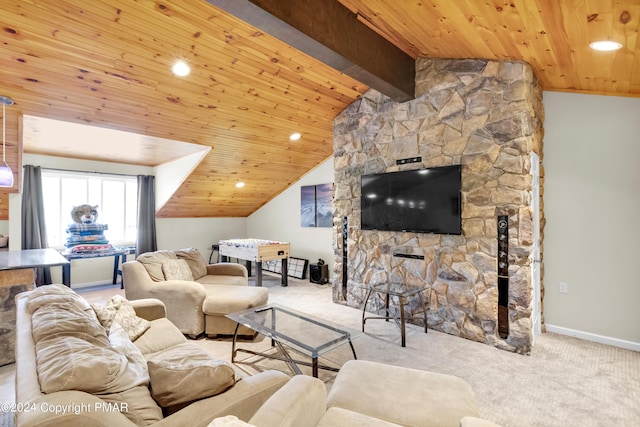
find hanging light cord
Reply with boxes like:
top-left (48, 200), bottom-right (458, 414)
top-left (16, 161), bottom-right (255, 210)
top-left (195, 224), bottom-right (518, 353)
top-left (2, 102), bottom-right (5, 163)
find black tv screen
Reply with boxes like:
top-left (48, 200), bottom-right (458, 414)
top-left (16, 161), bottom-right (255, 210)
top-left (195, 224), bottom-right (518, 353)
top-left (360, 165), bottom-right (462, 234)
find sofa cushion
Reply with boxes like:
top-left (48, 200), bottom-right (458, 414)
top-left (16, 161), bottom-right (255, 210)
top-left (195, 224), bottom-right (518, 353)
top-left (92, 295), bottom-right (151, 341)
top-left (36, 333), bottom-right (150, 395)
top-left (109, 322), bottom-right (149, 382)
top-left (318, 407), bottom-right (403, 427)
top-left (197, 274), bottom-right (247, 287)
top-left (99, 384), bottom-right (163, 426)
top-left (249, 374), bottom-right (326, 427)
top-left (30, 296), bottom-right (108, 347)
top-left (327, 360), bottom-right (480, 427)
top-left (133, 317), bottom-right (187, 356)
top-left (147, 342), bottom-right (237, 407)
top-left (137, 250), bottom-right (177, 281)
top-left (175, 247), bottom-right (208, 280)
top-left (26, 283), bottom-right (97, 319)
top-left (202, 285), bottom-right (269, 315)
top-left (161, 259), bottom-right (194, 281)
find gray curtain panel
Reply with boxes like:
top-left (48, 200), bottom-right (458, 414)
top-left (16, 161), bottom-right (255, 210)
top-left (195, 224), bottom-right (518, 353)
top-left (21, 165), bottom-right (52, 286)
top-left (136, 175), bottom-right (157, 257)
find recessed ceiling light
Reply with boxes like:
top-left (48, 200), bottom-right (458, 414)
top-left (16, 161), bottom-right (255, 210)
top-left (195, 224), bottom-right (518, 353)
top-left (589, 40), bottom-right (623, 51)
top-left (171, 60), bottom-right (191, 77)
top-left (289, 132), bottom-right (301, 141)
top-left (235, 181), bottom-right (245, 188)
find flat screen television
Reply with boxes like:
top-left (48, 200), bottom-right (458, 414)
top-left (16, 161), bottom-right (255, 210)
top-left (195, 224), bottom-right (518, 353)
top-left (360, 165), bottom-right (462, 234)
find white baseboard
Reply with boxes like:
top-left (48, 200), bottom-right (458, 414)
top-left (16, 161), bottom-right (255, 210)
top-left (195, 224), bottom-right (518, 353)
top-left (70, 281), bottom-right (119, 290)
top-left (545, 324), bottom-right (640, 352)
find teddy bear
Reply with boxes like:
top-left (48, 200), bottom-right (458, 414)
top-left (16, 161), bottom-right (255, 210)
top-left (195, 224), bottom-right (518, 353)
top-left (71, 204), bottom-right (99, 225)
top-left (65, 204), bottom-right (112, 254)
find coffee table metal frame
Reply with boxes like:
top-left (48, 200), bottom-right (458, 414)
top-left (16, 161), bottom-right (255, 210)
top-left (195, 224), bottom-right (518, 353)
top-left (360, 282), bottom-right (428, 347)
top-left (226, 303), bottom-right (361, 377)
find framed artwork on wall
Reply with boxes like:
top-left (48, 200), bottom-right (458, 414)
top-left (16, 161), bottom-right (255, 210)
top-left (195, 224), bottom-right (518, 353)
top-left (300, 185), bottom-right (316, 227)
top-left (315, 183), bottom-right (334, 227)
top-left (301, 183), bottom-right (334, 228)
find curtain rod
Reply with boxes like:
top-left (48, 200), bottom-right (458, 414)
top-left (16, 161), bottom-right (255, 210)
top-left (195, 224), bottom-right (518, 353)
top-left (27, 165), bottom-right (143, 178)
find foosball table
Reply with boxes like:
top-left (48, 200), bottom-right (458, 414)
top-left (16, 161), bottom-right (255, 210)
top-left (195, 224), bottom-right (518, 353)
top-left (218, 239), bottom-right (290, 286)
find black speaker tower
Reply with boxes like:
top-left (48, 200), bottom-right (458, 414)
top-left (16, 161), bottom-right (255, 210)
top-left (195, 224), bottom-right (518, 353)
top-left (497, 215), bottom-right (509, 339)
top-left (341, 216), bottom-right (348, 299)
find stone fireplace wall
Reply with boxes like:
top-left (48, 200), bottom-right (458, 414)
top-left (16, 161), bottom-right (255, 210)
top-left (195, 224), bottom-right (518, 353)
top-left (332, 58), bottom-right (544, 354)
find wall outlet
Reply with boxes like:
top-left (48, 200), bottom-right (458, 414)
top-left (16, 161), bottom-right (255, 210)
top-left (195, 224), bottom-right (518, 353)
top-left (559, 282), bottom-right (569, 294)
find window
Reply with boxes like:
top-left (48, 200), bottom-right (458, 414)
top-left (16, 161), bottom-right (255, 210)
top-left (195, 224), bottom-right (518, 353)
top-left (42, 170), bottom-right (138, 248)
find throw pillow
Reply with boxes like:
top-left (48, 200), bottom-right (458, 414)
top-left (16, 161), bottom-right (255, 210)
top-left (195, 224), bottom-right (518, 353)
top-left (137, 250), bottom-right (177, 281)
top-left (175, 247), bottom-right (208, 280)
top-left (92, 295), bottom-right (150, 341)
top-left (161, 259), bottom-right (193, 281)
top-left (147, 343), bottom-right (237, 407)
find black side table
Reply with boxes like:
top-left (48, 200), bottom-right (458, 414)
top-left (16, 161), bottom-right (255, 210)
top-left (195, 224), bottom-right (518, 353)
top-left (360, 282), bottom-right (428, 347)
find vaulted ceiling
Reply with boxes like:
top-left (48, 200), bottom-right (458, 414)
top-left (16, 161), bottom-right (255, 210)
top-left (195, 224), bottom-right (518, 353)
top-left (0, 0), bottom-right (637, 218)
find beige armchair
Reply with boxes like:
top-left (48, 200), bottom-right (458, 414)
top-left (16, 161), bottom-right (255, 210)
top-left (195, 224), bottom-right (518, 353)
top-left (123, 248), bottom-right (268, 338)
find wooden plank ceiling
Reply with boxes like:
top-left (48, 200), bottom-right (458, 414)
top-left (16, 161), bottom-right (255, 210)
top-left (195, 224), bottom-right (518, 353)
top-left (0, 0), bottom-right (638, 218)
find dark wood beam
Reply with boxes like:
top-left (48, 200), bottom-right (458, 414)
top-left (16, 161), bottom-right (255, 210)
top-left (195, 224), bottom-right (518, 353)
top-left (207, 0), bottom-right (415, 102)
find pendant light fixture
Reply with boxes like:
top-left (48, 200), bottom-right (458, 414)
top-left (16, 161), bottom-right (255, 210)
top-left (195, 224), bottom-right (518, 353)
top-left (0, 96), bottom-right (14, 188)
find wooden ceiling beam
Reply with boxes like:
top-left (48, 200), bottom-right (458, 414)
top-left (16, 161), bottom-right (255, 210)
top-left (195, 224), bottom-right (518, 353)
top-left (207, 0), bottom-right (415, 102)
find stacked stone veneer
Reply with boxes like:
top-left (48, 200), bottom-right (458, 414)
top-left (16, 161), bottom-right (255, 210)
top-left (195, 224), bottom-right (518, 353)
top-left (332, 58), bottom-right (544, 354)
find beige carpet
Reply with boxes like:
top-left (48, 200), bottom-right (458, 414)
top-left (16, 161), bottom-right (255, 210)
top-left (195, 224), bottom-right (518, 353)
top-left (212, 274), bottom-right (640, 427)
top-left (3, 274), bottom-right (639, 427)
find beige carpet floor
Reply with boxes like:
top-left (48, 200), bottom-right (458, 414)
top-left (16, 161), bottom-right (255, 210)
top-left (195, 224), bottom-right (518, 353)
top-left (2, 274), bottom-right (639, 427)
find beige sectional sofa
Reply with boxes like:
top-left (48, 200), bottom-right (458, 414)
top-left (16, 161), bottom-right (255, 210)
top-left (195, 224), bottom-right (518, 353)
top-left (14, 285), bottom-right (288, 427)
top-left (14, 284), bottom-right (501, 427)
top-left (123, 248), bottom-right (268, 337)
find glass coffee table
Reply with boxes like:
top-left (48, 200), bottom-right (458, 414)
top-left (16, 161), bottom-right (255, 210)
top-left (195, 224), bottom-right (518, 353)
top-left (360, 282), bottom-right (428, 347)
top-left (226, 303), bottom-right (362, 377)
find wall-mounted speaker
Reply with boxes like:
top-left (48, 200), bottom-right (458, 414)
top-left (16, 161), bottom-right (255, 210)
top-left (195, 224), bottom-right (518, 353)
top-left (310, 263), bottom-right (329, 284)
top-left (497, 215), bottom-right (509, 339)
top-left (341, 216), bottom-right (348, 298)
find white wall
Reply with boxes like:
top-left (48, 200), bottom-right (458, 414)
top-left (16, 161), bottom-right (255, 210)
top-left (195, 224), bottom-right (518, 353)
top-left (156, 217), bottom-right (246, 262)
top-left (543, 91), bottom-right (640, 347)
top-left (248, 158), bottom-right (335, 281)
top-left (155, 148), bottom-right (209, 210)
